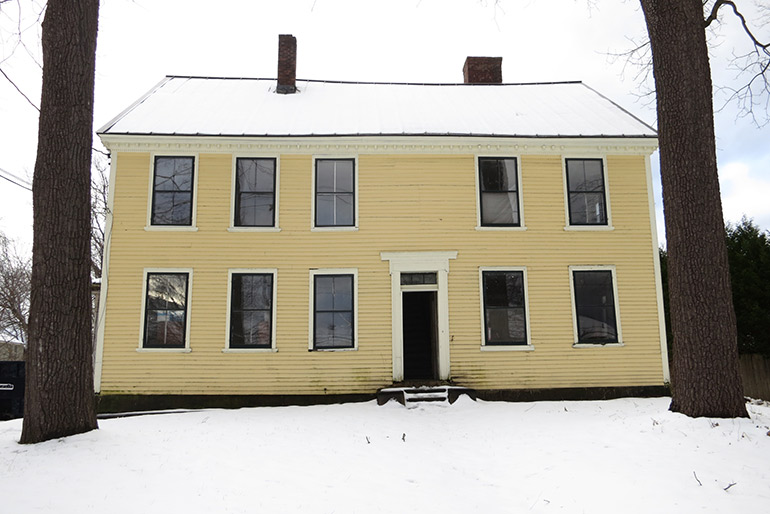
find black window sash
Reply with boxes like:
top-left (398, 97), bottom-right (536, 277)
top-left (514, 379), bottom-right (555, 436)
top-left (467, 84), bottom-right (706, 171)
top-left (479, 157), bottom-right (520, 227)
top-left (565, 158), bottom-right (608, 226)
top-left (229, 273), bottom-right (274, 348)
top-left (313, 274), bottom-right (355, 349)
top-left (143, 272), bottom-right (189, 348)
top-left (234, 158), bottom-right (277, 227)
top-left (572, 270), bottom-right (619, 344)
top-left (151, 156), bottom-right (195, 226)
top-left (315, 159), bottom-right (355, 227)
top-left (482, 270), bottom-right (528, 345)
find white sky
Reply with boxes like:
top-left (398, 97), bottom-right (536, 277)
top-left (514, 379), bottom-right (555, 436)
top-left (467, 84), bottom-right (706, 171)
top-left (1, 0), bottom-right (769, 251)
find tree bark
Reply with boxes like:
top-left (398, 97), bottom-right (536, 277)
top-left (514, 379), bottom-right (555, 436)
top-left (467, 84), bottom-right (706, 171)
top-left (20, 0), bottom-right (100, 443)
top-left (640, 0), bottom-right (748, 417)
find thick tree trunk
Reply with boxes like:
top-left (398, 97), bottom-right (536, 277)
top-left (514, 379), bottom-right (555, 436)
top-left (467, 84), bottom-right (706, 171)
top-left (20, 0), bottom-right (100, 443)
top-left (640, 0), bottom-right (748, 417)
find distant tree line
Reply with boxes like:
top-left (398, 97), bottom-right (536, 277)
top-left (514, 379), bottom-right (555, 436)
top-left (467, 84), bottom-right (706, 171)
top-left (660, 217), bottom-right (770, 358)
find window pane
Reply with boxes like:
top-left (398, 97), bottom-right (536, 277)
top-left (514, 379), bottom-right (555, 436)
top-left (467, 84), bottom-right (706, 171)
top-left (234, 274), bottom-right (272, 310)
top-left (332, 312), bottom-right (353, 346)
top-left (332, 276), bottom-right (353, 310)
top-left (315, 276), bottom-right (335, 310)
top-left (334, 162), bottom-right (354, 193)
top-left (569, 192), bottom-right (605, 225)
top-left (480, 158), bottom-right (517, 192)
top-left (237, 193), bottom-right (274, 226)
top-left (237, 159), bottom-right (274, 193)
top-left (334, 194), bottom-right (354, 226)
top-left (481, 193), bottom-right (518, 225)
top-left (314, 312), bottom-right (336, 348)
top-left (486, 308), bottom-right (526, 344)
top-left (155, 157), bottom-right (193, 192)
top-left (316, 195), bottom-right (335, 226)
top-left (484, 271), bottom-right (524, 308)
top-left (316, 161), bottom-right (336, 192)
top-left (231, 310), bottom-right (271, 347)
top-left (574, 271), bottom-right (618, 343)
top-left (147, 274), bottom-right (187, 310)
top-left (568, 160), bottom-right (604, 192)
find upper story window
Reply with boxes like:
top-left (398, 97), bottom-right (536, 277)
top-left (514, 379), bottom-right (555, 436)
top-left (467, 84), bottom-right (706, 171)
top-left (571, 269), bottom-right (620, 345)
top-left (229, 272), bottom-right (274, 349)
top-left (143, 272), bottom-right (189, 349)
top-left (151, 156), bottom-right (194, 226)
top-left (312, 273), bottom-right (355, 350)
top-left (482, 270), bottom-right (528, 345)
top-left (479, 157), bottom-right (521, 227)
top-left (234, 158), bottom-right (276, 227)
top-left (315, 159), bottom-right (355, 228)
top-left (565, 158), bottom-right (608, 226)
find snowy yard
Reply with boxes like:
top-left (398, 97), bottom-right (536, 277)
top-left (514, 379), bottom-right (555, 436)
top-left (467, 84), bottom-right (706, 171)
top-left (2, 396), bottom-right (769, 513)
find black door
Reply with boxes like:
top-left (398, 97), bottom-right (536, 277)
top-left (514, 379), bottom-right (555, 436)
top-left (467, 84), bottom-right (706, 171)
top-left (402, 291), bottom-right (438, 380)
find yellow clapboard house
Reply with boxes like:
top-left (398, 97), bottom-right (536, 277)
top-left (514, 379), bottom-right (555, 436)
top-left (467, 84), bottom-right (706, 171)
top-left (95, 36), bottom-right (668, 406)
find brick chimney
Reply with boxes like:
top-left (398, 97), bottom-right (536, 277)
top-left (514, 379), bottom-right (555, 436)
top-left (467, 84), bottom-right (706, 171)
top-left (463, 57), bottom-right (503, 84)
top-left (277, 34), bottom-right (297, 94)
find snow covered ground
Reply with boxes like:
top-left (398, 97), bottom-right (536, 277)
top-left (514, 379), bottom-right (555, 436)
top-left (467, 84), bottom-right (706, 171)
top-left (1, 396), bottom-right (769, 513)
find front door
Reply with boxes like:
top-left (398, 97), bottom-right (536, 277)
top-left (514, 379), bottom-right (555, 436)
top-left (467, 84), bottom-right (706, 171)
top-left (402, 291), bottom-right (438, 380)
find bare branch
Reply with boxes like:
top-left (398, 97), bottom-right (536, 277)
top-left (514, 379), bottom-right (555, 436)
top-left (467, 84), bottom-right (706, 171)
top-left (0, 65), bottom-right (39, 111)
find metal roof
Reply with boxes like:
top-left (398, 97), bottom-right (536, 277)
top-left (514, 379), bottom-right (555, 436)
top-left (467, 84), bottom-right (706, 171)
top-left (98, 76), bottom-right (656, 139)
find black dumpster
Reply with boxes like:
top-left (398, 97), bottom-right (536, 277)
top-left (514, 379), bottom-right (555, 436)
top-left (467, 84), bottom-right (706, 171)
top-left (0, 361), bottom-right (25, 420)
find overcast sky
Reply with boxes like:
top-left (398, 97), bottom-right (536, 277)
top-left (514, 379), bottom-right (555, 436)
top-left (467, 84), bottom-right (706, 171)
top-left (1, 0), bottom-right (768, 251)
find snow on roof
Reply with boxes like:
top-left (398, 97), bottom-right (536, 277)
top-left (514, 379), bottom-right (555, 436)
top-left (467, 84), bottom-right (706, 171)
top-left (99, 76), bottom-right (656, 139)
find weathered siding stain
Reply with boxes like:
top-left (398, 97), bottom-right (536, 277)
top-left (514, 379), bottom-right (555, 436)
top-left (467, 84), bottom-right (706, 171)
top-left (99, 151), bottom-right (665, 394)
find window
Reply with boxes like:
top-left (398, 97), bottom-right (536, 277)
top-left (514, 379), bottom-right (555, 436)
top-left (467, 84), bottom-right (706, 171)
top-left (315, 159), bottom-right (355, 227)
top-left (234, 158), bottom-right (276, 227)
top-left (229, 273), bottom-right (274, 349)
top-left (479, 157), bottom-right (520, 226)
top-left (151, 156), bottom-right (195, 226)
top-left (565, 158), bottom-right (607, 226)
top-left (572, 269), bottom-right (619, 344)
top-left (482, 270), bottom-right (528, 345)
top-left (143, 272), bottom-right (189, 348)
top-left (400, 272), bottom-right (437, 286)
top-left (312, 273), bottom-right (354, 349)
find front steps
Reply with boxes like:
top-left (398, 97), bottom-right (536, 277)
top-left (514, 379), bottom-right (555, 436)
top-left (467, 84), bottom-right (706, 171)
top-left (377, 385), bottom-right (476, 407)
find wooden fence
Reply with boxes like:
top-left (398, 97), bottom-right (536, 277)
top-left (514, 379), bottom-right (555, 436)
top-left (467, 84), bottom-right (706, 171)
top-left (740, 354), bottom-right (770, 401)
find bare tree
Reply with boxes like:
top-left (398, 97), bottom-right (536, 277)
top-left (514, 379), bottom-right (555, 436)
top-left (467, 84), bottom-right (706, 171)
top-left (91, 156), bottom-right (109, 279)
top-left (639, 0), bottom-right (769, 418)
top-left (0, 232), bottom-right (30, 344)
top-left (20, 0), bottom-right (100, 444)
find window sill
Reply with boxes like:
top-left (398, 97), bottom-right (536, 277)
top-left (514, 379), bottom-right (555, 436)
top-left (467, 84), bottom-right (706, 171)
top-left (137, 347), bottom-right (192, 353)
top-left (311, 226), bottom-right (359, 232)
top-left (572, 342), bottom-right (624, 349)
top-left (222, 347), bottom-right (277, 353)
top-left (309, 347), bottom-right (358, 352)
top-left (145, 226), bottom-right (198, 232)
top-left (227, 227), bottom-right (281, 233)
top-left (475, 226), bottom-right (527, 232)
top-left (563, 225), bottom-right (614, 231)
top-left (480, 344), bottom-right (534, 352)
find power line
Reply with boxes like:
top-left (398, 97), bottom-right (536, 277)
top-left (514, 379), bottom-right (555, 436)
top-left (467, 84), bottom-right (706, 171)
top-left (0, 167), bottom-right (32, 191)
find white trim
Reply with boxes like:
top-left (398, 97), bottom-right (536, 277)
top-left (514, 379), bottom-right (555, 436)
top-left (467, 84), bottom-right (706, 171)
top-left (474, 154), bottom-right (526, 230)
top-left (568, 265), bottom-right (623, 347)
top-left (139, 268), bottom-right (193, 351)
top-left (308, 268), bottom-right (359, 351)
top-left (145, 153), bottom-right (199, 230)
top-left (99, 134), bottom-right (659, 156)
top-left (645, 154), bottom-right (671, 382)
top-left (562, 156), bottom-right (614, 230)
top-left (311, 156), bottom-right (359, 231)
top-left (480, 345), bottom-right (535, 352)
top-left (380, 251), bottom-right (457, 381)
top-left (224, 269), bottom-right (278, 351)
top-left (229, 154), bottom-right (281, 230)
top-left (478, 266), bottom-right (533, 349)
top-left (93, 152), bottom-right (119, 392)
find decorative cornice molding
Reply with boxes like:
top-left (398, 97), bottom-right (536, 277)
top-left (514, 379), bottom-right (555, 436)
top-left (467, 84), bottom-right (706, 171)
top-left (98, 135), bottom-right (659, 156)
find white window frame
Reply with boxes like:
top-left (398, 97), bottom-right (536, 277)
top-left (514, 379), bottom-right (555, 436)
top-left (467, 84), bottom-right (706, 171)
top-left (569, 265), bottom-right (624, 348)
top-left (475, 155), bottom-right (526, 231)
top-left (228, 154), bottom-right (281, 232)
top-left (478, 267), bottom-right (534, 351)
top-left (145, 153), bottom-right (199, 231)
top-left (138, 268), bottom-right (193, 352)
top-left (562, 156), bottom-right (613, 231)
top-left (311, 156), bottom-right (359, 231)
top-left (223, 269), bottom-right (278, 353)
top-left (308, 268), bottom-right (359, 351)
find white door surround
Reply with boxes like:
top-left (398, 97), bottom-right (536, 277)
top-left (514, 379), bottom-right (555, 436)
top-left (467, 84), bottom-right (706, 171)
top-left (380, 251), bottom-right (458, 382)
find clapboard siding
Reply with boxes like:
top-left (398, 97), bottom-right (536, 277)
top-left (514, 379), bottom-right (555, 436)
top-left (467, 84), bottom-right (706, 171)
top-left (99, 150), bottom-right (666, 394)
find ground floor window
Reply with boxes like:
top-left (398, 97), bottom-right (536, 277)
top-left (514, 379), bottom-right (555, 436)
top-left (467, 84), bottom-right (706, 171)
top-left (572, 269), bottom-right (619, 344)
top-left (312, 272), bottom-right (355, 349)
top-left (143, 272), bottom-right (189, 348)
top-left (481, 269), bottom-right (528, 345)
top-left (229, 273), bottom-right (274, 349)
